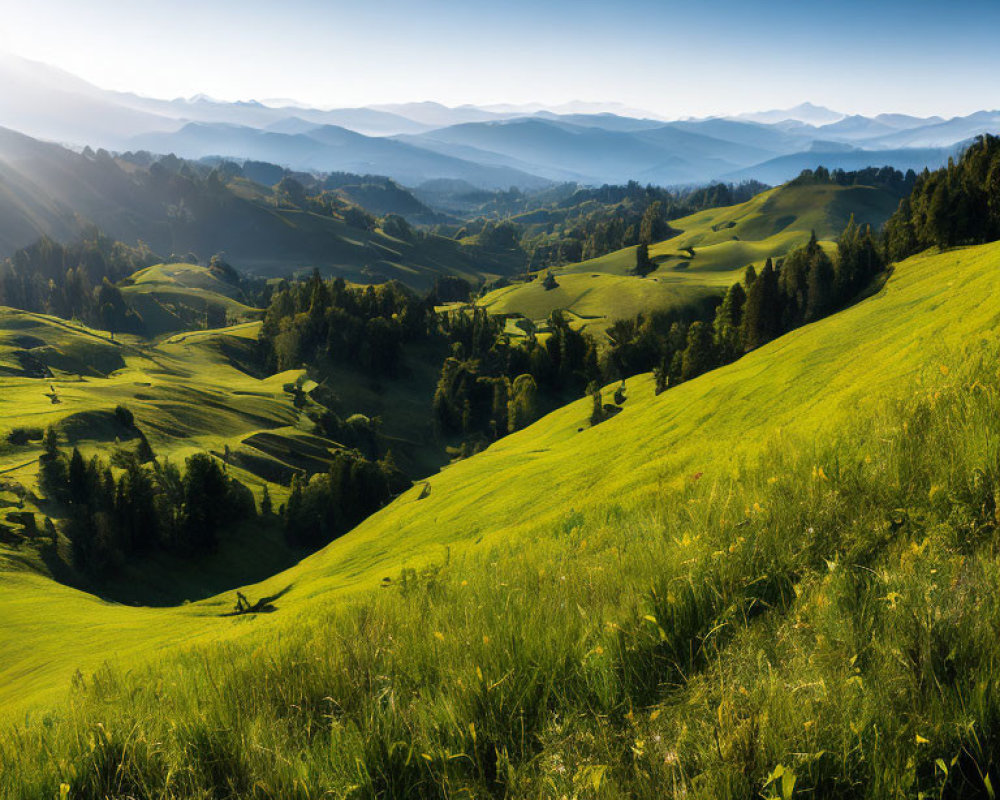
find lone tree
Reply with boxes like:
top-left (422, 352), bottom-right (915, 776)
top-left (654, 359), bottom-right (669, 395)
top-left (634, 243), bottom-right (654, 276)
top-left (542, 271), bottom-right (559, 291)
top-left (589, 382), bottom-right (605, 427)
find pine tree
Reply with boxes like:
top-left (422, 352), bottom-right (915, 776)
top-left (681, 321), bottom-right (716, 381)
top-left (740, 259), bottom-right (780, 351)
top-left (68, 448), bottom-right (88, 506)
top-left (634, 243), bottom-right (653, 276)
top-left (589, 383), bottom-right (605, 427)
top-left (712, 282), bottom-right (746, 361)
top-left (804, 247), bottom-right (835, 322)
top-left (39, 426), bottom-right (66, 499)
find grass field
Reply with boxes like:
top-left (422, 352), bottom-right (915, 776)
top-left (481, 181), bottom-right (901, 339)
top-left (3, 239), bottom-right (1000, 796)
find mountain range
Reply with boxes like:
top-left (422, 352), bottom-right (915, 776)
top-left (0, 52), bottom-right (998, 191)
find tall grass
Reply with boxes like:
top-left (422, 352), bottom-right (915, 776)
top-left (5, 344), bottom-right (1000, 798)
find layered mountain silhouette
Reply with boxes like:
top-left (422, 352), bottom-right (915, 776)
top-left (0, 51), bottom-right (996, 191)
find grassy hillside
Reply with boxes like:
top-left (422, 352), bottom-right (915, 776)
top-left (0, 310), bottom-right (349, 603)
top-left (481, 180), bottom-right (901, 338)
top-left (6, 237), bottom-right (1000, 797)
top-left (119, 263), bottom-right (262, 336)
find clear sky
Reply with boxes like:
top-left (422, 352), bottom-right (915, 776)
top-left (0, 0), bottom-right (997, 118)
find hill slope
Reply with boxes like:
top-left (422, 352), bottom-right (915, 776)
top-left (0, 126), bottom-right (520, 286)
top-left (481, 179), bottom-right (904, 337)
top-left (2, 240), bottom-right (999, 717)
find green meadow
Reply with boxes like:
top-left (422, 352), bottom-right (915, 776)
top-left (4, 239), bottom-right (1000, 797)
top-left (481, 180), bottom-right (901, 338)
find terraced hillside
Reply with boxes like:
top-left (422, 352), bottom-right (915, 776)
top-left (482, 179), bottom-right (904, 338)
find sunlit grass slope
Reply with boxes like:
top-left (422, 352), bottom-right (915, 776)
top-left (2, 241), bottom-right (998, 733)
top-left (119, 263), bottom-right (261, 336)
top-left (482, 181), bottom-right (900, 338)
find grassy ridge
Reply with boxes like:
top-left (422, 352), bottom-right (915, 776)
top-left (481, 181), bottom-right (901, 338)
top-left (3, 242), bottom-right (1000, 797)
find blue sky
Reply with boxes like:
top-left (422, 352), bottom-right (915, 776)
top-left (0, 0), bottom-right (997, 117)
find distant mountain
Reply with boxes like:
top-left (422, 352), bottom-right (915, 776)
top-left (114, 94), bottom-right (434, 137)
top-left (873, 113), bottom-right (944, 130)
top-left (401, 117), bottom-right (791, 186)
top-left (0, 52), bottom-right (179, 147)
top-left (718, 145), bottom-right (959, 185)
top-left (860, 111), bottom-right (1000, 148)
top-left (476, 100), bottom-right (667, 119)
top-left (0, 53), bottom-right (994, 196)
top-left (732, 102), bottom-right (845, 127)
top-left (815, 115), bottom-right (900, 141)
top-left (129, 122), bottom-right (551, 189)
top-left (366, 102), bottom-right (510, 128)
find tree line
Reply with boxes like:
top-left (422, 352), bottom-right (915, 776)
top-left (38, 409), bottom-right (407, 580)
top-left (884, 134), bottom-right (1000, 260)
top-left (259, 272), bottom-right (438, 376)
top-left (0, 232), bottom-right (155, 333)
top-left (603, 220), bottom-right (885, 392)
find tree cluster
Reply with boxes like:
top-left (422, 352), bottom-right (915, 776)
top-left (0, 232), bottom-right (156, 331)
top-left (884, 135), bottom-right (1000, 260)
top-left (432, 308), bottom-right (599, 447)
top-left (605, 221), bottom-right (886, 392)
top-left (284, 449), bottom-right (409, 548)
top-left (259, 271), bottom-right (436, 375)
top-left (39, 426), bottom-right (256, 578)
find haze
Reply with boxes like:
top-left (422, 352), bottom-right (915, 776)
top-left (0, 0), bottom-right (997, 118)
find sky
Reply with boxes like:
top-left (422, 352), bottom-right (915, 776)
top-left (0, 0), bottom-right (997, 118)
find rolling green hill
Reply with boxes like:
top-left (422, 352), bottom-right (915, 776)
top-left (118, 263), bottom-right (263, 336)
top-left (1, 237), bottom-right (997, 692)
top-left (3, 240), bottom-right (1000, 796)
top-left (481, 179), bottom-right (903, 338)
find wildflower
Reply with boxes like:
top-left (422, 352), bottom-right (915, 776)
top-left (916, 733), bottom-right (930, 745)
top-left (461, 580), bottom-right (468, 586)
top-left (939, 364), bottom-right (950, 376)
top-left (753, 502), bottom-right (763, 512)
top-left (434, 631), bottom-right (445, 641)
top-left (60, 785), bottom-right (70, 800)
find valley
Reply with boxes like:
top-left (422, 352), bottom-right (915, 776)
top-left (1, 17), bottom-right (1000, 796)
